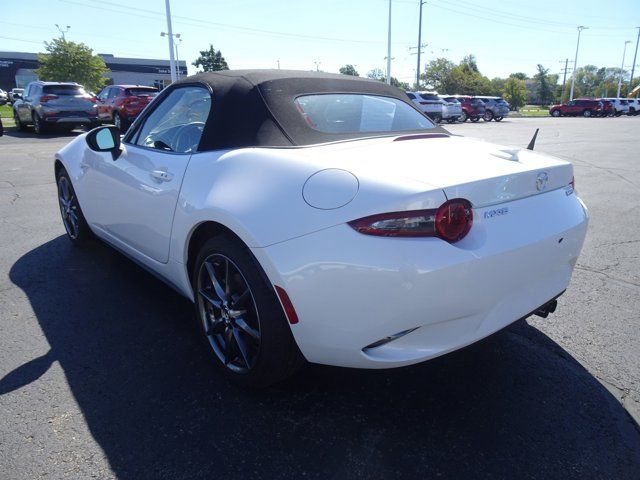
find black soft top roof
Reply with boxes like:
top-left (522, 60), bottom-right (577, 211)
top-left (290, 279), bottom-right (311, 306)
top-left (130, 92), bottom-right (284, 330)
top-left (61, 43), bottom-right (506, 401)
top-left (169, 69), bottom-right (440, 150)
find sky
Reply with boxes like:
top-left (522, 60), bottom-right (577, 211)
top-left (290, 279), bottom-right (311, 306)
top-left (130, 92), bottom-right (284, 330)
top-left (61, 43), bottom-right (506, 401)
top-left (1, 0), bottom-right (639, 84)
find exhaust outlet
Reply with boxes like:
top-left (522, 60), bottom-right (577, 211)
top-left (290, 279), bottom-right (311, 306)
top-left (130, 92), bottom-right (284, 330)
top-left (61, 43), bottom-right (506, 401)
top-left (534, 299), bottom-right (557, 318)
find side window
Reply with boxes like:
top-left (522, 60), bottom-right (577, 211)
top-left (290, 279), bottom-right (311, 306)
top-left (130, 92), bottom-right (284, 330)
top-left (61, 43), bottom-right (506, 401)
top-left (23, 85), bottom-right (31, 98)
top-left (132, 86), bottom-right (211, 154)
top-left (107, 88), bottom-right (118, 99)
top-left (406, 93), bottom-right (416, 100)
top-left (97, 88), bottom-right (109, 101)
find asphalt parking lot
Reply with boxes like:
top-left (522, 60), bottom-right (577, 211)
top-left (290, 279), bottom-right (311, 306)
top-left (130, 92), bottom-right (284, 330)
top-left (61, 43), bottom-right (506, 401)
top-left (1, 117), bottom-right (639, 479)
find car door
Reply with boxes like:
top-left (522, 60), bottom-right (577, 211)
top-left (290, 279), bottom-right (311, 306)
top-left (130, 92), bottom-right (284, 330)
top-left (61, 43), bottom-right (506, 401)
top-left (16, 84), bottom-right (32, 122)
top-left (83, 85), bottom-right (212, 263)
top-left (95, 87), bottom-right (110, 120)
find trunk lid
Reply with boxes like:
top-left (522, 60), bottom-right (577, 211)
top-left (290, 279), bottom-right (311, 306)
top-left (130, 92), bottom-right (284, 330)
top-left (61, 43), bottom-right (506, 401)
top-left (306, 135), bottom-right (573, 208)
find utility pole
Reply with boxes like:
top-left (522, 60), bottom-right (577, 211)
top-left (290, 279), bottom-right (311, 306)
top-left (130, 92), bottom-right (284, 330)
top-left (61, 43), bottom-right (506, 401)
top-left (617, 40), bottom-right (632, 98)
top-left (174, 37), bottom-right (183, 79)
top-left (386, 0), bottom-right (392, 85)
top-left (313, 61), bottom-right (321, 72)
top-left (569, 25), bottom-right (587, 101)
top-left (55, 24), bottom-right (70, 40)
top-left (630, 27), bottom-right (640, 91)
top-left (559, 58), bottom-right (572, 103)
top-left (277, 60), bottom-right (280, 70)
top-left (416, 0), bottom-right (426, 89)
top-left (164, 0), bottom-right (177, 83)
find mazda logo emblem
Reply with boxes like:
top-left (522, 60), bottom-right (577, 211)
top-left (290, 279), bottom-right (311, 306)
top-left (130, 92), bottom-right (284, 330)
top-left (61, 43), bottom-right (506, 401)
top-left (536, 172), bottom-right (549, 191)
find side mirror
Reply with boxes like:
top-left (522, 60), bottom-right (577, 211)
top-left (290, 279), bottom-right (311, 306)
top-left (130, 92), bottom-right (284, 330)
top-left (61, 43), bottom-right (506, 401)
top-left (14, 93), bottom-right (22, 100)
top-left (86, 126), bottom-right (122, 160)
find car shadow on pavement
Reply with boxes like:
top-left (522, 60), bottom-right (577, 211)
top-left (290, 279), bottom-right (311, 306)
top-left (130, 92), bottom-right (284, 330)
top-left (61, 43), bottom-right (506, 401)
top-left (7, 236), bottom-right (640, 479)
top-left (1, 126), bottom-right (85, 140)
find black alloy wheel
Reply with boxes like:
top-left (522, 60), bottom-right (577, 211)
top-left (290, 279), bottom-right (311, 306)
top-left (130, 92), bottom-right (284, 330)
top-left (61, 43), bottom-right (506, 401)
top-left (193, 235), bottom-right (304, 387)
top-left (56, 168), bottom-right (93, 246)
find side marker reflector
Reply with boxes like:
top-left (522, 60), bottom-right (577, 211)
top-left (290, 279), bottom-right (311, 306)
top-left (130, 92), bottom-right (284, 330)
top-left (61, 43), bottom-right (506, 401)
top-left (275, 285), bottom-right (299, 324)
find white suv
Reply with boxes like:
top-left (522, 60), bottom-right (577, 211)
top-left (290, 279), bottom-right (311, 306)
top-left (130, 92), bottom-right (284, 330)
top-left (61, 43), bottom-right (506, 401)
top-left (604, 98), bottom-right (630, 116)
top-left (626, 98), bottom-right (639, 115)
top-left (406, 91), bottom-right (444, 123)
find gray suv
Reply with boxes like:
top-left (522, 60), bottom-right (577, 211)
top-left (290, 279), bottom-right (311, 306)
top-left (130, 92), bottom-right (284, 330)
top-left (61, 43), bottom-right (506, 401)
top-left (476, 96), bottom-right (510, 122)
top-left (13, 81), bottom-right (99, 134)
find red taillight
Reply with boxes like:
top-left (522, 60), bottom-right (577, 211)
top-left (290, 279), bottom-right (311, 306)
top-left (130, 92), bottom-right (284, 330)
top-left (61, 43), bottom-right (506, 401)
top-left (434, 199), bottom-right (473, 242)
top-left (274, 285), bottom-right (299, 324)
top-left (40, 94), bottom-right (58, 103)
top-left (348, 199), bottom-right (473, 243)
top-left (86, 95), bottom-right (96, 103)
top-left (419, 101), bottom-right (428, 105)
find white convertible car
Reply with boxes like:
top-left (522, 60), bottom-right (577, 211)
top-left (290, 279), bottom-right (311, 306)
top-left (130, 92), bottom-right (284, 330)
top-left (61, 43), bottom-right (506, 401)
top-left (54, 70), bottom-right (588, 387)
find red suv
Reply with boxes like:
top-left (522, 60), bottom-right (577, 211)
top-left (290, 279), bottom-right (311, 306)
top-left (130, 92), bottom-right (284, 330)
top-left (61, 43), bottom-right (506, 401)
top-left (549, 99), bottom-right (601, 117)
top-left (96, 85), bottom-right (158, 129)
top-left (447, 96), bottom-right (486, 122)
top-left (596, 99), bottom-right (615, 117)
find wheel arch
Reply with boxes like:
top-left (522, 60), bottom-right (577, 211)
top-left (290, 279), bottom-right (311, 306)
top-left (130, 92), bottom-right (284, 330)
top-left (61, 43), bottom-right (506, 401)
top-left (185, 220), bottom-right (252, 287)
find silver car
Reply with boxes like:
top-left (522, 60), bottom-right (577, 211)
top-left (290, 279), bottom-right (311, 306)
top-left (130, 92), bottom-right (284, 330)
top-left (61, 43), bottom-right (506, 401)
top-left (439, 96), bottom-right (462, 123)
top-left (12, 81), bottom-right (99, 134)
top-left (0, 89), bottom-right (7, 105)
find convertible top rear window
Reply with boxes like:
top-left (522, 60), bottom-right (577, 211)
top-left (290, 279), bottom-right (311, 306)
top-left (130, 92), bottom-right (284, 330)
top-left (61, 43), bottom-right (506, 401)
top-left (294, 94), bottom-right (434, 134)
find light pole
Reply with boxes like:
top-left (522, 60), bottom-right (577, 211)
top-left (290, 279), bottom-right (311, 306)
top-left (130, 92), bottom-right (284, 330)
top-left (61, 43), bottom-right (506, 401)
top-left (174, 36), bottom-right (183, 79)
top-left (569, 26), bottom-right (587, 101)
top-left (313, 61), bottom-right (321, 72)
top-left (161, 31), bottom-right (181, 83)
top-left (629, 27), bottom-right (640, 91)
top-left (55, 24), bottom-right (70, 40)
top-left (386, 0), bottom-right (392, 85)
top-left (617, 40), bottom-right (632, 98)
top-left (415, 0), bottom-right (426, 89)
top-left (163, 0), bottom-right (177, 83)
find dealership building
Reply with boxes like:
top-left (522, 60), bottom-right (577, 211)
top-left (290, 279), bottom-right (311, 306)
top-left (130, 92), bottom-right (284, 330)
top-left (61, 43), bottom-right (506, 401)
top-left (0, 51), bottom-right (188, 92)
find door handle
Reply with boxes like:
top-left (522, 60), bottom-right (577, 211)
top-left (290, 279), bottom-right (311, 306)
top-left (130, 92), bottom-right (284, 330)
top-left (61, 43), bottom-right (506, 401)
top-left (150, 170), bottom-right (173, 182)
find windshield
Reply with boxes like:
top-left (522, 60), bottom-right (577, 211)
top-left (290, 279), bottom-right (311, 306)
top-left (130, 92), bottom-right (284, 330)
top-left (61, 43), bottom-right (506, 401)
top-left (294, 94), bottom-right (434, 134)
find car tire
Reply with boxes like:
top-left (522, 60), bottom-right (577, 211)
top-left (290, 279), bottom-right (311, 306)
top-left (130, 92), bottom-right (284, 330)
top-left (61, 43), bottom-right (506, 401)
top-left (32, 112), bottom-right (47, 135)
top-left (494, 116), bottom-right (503, 122)
top-left (113, 112), bottom-right (129, 131)
top-left (192, 235), bottom-right (304, 388)
top-left (483, 111), bottom-right (494, 121)
top-left (56, 167), bottom-right (93, 247)
top-left (13, 109), bottom-right (26, 131)
top-left (459, 111), bottom-right (467, 122)
top-left (583, 109), bottom-right (592, 118)
top-left (430, 113), bottom-right (442, 123)
top-left (470, 116), bottom-right (480, 122)
top-left (551, 109), bottom-right (561, 117)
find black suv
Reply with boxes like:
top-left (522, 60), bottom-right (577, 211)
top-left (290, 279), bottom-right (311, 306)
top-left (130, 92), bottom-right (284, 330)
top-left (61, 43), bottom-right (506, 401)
top-left (13, 81), bottom-right (99, 134)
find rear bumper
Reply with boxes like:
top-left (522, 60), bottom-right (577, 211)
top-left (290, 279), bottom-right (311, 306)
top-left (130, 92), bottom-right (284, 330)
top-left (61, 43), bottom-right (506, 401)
top-left (256, 188), bottom-right (588, 368)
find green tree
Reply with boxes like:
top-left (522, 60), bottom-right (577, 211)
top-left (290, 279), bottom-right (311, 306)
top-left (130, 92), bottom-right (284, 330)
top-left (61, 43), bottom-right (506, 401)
top-left (510, 72), bottom-right (528, 80)
top-left (36, 38), bottom-right (109, 92)
top-left (503, 76), bottom-right (527, 110)
top-left (339, 64), bottom-right (359, 76)
top-left (367, 68), bottom-right (385, 81)
top-left (460, 54), bottom-right (479, 73)
top-left (445, 65), bottom-right (492, 95)
top-left (489, 77), bottom-right (506, 96)
top-left (534, 64), bottom-right (554, 105)
top-left (366, 69), bottom-right (409, 91)
top-left (192, 45), bottom-right (229, 72)
top-left (422, 58), bottom-right (455, 91)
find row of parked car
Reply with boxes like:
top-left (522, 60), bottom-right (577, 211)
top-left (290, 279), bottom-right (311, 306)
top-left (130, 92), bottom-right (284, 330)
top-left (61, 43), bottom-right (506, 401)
top-left (0, 87), bottom-right (24, 105)
top-left (406, 92), bottom-right (509, 123)
top-left (549, 97), bottom-right (639, 117)
top-left (7, 81), bottom-right (158, 134)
